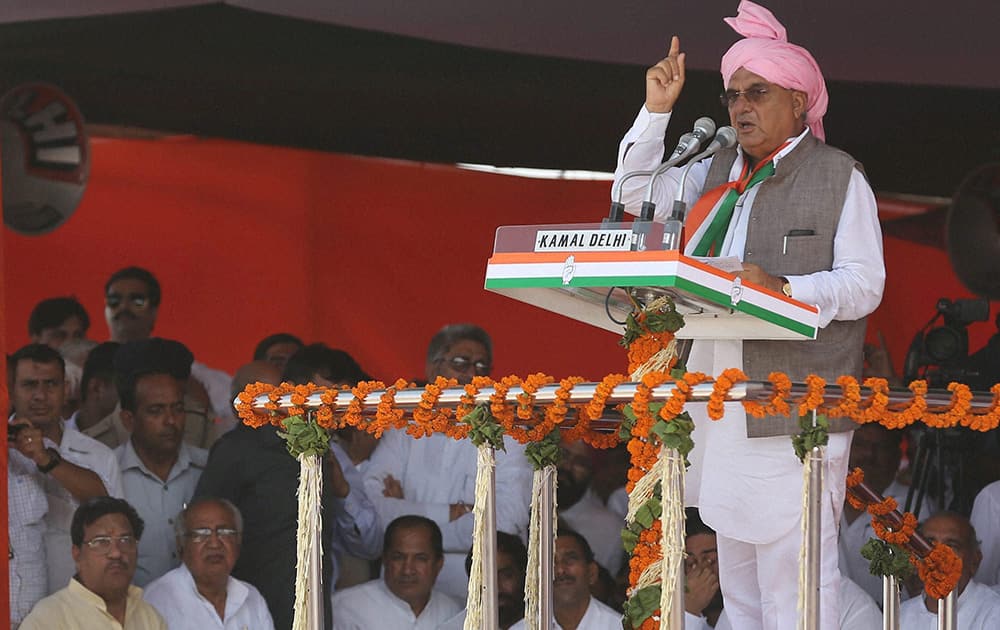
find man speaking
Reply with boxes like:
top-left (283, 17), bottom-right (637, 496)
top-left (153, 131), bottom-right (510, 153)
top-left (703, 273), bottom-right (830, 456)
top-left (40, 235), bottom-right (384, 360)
top-left (612, 2), bottom-right (885, 629)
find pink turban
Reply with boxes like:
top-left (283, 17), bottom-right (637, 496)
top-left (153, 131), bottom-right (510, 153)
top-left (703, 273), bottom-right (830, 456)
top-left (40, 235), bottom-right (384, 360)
top-left (720, 0), bottom-right (827, 141)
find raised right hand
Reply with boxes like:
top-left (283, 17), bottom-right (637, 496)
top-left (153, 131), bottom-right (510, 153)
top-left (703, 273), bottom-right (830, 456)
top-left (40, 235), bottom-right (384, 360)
top-left (645, 36), bottom-right (686, 114)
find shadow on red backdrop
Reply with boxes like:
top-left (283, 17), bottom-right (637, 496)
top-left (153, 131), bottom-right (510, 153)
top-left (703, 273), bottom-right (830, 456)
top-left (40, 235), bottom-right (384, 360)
top-left (4, 136), bottom-right (997, 382)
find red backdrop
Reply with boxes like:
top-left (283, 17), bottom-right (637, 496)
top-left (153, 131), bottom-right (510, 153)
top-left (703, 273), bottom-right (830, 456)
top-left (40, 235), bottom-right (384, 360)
top-left (4, 136), bottom-right (998, 383)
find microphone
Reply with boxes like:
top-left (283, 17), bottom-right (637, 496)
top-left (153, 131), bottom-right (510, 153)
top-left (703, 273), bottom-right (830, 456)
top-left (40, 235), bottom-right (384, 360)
top-left (670, 116), bottom-right (715, 158)
top-left (674, 126), bottom-right (737, 209)
top-left (641, 118), bottom-right (720, 220)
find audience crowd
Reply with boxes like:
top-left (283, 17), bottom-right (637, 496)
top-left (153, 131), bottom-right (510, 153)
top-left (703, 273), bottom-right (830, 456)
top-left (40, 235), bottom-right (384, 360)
top-left (9, 267), bottom-right (1000, 629)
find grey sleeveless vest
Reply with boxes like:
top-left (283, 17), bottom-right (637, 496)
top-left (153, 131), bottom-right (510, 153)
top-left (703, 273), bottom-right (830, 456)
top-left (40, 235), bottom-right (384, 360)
top-left (701, 133), bottom-right (868, 437)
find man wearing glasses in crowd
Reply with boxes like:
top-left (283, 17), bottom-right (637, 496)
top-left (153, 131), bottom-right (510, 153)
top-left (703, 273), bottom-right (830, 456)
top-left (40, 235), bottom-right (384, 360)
top-left (103, 266), bottom-right (232, 449)
top-left (144, 497), bottom-right (274, 629)
top-left (20, 497), bottom-right (166, 629)
top-left (363, 323), bottom-right (533, 600)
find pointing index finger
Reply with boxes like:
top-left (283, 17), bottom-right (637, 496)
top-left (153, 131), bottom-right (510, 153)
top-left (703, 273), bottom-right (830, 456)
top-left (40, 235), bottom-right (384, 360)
top-left (668, 35), bottom-right (681, 59)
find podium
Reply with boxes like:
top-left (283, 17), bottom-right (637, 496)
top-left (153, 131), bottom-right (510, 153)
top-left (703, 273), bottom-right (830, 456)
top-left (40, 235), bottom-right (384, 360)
top-left (484, 222), bottom-right (821, 340)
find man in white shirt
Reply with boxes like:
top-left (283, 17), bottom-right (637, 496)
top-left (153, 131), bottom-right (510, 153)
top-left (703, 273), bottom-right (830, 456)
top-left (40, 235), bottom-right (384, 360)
top-left (114, 338), bottom-right (208, 585)
top-left (332, 515), bottom-right (461, 629)
top-left (612, 3), bottom-right (884, 628)
top-left (510, 530), bottom-right (621, 630)
top-left (557, 440), bottom-right (625, 576)
top-left (363, 324), bottom-right (532, 600)
top-left (970, 479), bottom-right (1000, 586)
top-left (900, 512), bottom-right (1000, 629)
top-left (144, 497), bottom-right (274, 630)
top-left (8, 451), bottom-right (48, 628)
top-left (8, 343), bottom-right (123, 594)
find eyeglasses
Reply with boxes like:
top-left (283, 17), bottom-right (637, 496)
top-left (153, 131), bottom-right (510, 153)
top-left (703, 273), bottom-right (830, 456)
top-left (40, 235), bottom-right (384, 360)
top-left (82, 535), bottom-right (137, 554)
top-left (183, 527), bottom-right (239, 544)
top-left (720, 85), bottom-right (773, 108)
top-left (105, 293), bottom-right (150, 309)
top-left (441, 356), bottom-right (491, 376)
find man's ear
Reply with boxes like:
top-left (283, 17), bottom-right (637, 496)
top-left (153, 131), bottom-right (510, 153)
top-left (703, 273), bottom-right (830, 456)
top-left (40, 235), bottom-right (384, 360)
top-left (792, 90), bottom-right (808, 122)
top-left (587, 561), bottom-right (598, 586)
top-left (120, 408), bottom-right (134, 432)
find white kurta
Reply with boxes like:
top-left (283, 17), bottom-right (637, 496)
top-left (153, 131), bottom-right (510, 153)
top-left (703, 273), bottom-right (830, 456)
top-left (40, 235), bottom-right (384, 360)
top-left (614, 107), bottom-right (884, 630)
top-left (899, 580), bottom-right (1000, 629)
top-left (143, 564), bottom-right (275, 630)
top-left (362, 430), bottom-right (532, 600)
top-left (327, 440), bottom-right (382, 588)
top-left (615, 106), bottom-right (883, 543)
top-left (330, 579), bottom-right (461, 630)
top-left (508, 596), bottom-right (622, 630)
top-left (970, 479), bottom-right (1000, 585)
top-left (8, 452), bottom-right (48, 627)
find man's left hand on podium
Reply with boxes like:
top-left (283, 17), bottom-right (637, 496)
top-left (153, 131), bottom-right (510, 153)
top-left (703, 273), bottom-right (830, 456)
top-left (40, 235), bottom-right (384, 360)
top-left (737, 263), bottom-right (784, 294)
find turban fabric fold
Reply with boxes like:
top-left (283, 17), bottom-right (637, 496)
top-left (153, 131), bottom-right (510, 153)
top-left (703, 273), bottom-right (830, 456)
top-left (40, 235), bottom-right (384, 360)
top-left (720, 0), bottom-right (828, 141)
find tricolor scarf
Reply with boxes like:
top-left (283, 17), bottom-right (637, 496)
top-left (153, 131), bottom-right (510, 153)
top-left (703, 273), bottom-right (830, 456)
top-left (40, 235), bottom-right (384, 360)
top-left (682, 141), bottom-right (790, 257)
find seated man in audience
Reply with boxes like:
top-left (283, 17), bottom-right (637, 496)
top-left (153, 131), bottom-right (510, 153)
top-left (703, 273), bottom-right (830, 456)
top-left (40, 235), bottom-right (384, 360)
top-left (557, 440), bottom-right (625, 576)
top-left (252, 332), bottom-right (303, 373)
top-left (20, 497), bottom-right (165, 629)
top-left (510, 529), bottom-right (621, 630)
top-left (28, 296), bottom-right (90, 350)
top-left (115, 339), bottom-right (208, 585)
top-left (901, 511), bottom-right (1000, 628)
top-left (839, 423), bottom-right (927, 605)
top-left (684, 509), bottom-right (880, 630)
top-left (103, 266), bottom-right (230, 447)
top-left (144, 497), bottom-right (274, 629)
top-left (282, 344), bottom-right (382, 588)
top-left (66, 342), bottom-right (129, 448)
top-left (8, 448), bottom-right (48, 629)
top-left (364, 323), bottom-right (532, 600)
top-left (8, 343), bottom-right (122, 593)
top-left (29, 296), bottom-right (92, 416)
top-left (332, 515), bottom-right (461, 630)
top-left (440, 531), bottom-right (529, 629)
top-left (684, 510), bottom-right (725, 629)
top-left (970, 478), bottom-right (1000, 586)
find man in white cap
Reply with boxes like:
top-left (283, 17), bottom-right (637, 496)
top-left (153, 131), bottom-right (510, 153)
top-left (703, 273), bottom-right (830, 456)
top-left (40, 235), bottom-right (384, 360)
top-left (612, 2), bottom-right (885, 628)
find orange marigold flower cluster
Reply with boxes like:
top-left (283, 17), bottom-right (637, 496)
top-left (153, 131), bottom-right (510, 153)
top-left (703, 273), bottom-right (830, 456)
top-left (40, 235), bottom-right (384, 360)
top-left (627, 330), bottom-right (676, 375)
top-left (744, 372), bottom-right (792, 418)
top-left (914, 543), bottom-right (963, 600)
top-left (628, 519), bottom-right (663, 586)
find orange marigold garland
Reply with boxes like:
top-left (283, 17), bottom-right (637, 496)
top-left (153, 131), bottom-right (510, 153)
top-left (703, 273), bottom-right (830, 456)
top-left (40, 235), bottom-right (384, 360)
top-left (856, 377), bottom-right (891, 424)
top-left (744, 371), bottom-right (792, 418)
top-left (709, 368), bottom-right (746, 420)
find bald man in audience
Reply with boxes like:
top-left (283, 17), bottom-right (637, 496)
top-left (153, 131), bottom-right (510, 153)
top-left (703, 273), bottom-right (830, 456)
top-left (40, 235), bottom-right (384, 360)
top-left (900, 512), bottom-right (1000, 628)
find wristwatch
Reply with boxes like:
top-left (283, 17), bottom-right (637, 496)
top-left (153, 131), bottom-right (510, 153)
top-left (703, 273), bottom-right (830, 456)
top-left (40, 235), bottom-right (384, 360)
top-left (37, 447), bottom-right (62, 474)
top-left (780, 277), bottom-right (792, 298)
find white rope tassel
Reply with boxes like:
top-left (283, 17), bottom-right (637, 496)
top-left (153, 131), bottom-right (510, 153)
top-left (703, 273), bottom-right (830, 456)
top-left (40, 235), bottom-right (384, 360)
top-left (658, 448), bottom-right (685, 630)
top-left (524, 465), bottom-right (557, 630)
top-left (631, 338), bottom-right (678, 382)
top-left (291, 454), bottom-right (323, 630)
top-left (797, 452), bottom-right (811, 629)
top-left (464, 444), bottom-right (495, 630)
